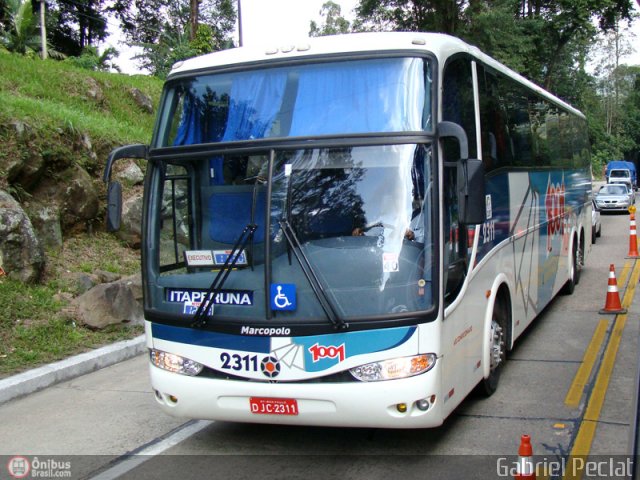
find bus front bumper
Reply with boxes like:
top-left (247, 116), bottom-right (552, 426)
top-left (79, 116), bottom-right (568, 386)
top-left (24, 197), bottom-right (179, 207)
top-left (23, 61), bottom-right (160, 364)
top-left (149, 362), bottom-right (445, 429)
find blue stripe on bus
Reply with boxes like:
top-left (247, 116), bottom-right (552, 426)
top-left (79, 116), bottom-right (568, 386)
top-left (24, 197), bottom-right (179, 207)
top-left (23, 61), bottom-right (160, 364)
top-left (152, 323), bottom-right (271, 353)
top-left (151, 323), bottom-right (417, 366)
top-left (296, 326), bottom-right (417, 372)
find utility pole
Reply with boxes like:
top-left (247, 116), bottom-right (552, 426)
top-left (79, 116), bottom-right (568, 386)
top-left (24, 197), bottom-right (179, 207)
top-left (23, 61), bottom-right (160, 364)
top-left (40, 0), bottom-right (47, 59)
top-left (189, 0), bottom-right (199, 41)
top-left (238, 0), bottom-right (243, 47)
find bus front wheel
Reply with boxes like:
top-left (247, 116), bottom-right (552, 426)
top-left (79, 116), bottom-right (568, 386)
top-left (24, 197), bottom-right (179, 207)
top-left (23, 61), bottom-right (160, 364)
top-left (479, 296), bottom-right (508, 396)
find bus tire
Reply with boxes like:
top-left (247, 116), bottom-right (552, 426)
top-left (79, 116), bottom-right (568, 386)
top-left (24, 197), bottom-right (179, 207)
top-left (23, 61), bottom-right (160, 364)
top-left (561, 237), bottom-right (580, 295)
top-left (479, 294), bottom-right (508, 396)
top-left (576, 232), bottom-right (584, 285)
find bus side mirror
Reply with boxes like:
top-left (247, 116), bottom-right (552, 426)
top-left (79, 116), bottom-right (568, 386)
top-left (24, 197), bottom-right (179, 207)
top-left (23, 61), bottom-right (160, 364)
top-left (103, 144), bottom-right (147, 233)
top-left (103, 144), bottom-right (148, 182)
top-left (437, 121), bottom-right (486, 225)
top-left (106, 181), bottom-right (122, 232)
top-left (438, 121), bottom-right (468, 159)
top-left (458, 158), bottom-right (486, 225)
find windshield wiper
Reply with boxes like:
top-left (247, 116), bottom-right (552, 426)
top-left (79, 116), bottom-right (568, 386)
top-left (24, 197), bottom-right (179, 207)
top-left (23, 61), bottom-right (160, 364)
top-left (278, 219), bottom-right (348, 330)
top-left (191, 223), bottom-right (257, 328)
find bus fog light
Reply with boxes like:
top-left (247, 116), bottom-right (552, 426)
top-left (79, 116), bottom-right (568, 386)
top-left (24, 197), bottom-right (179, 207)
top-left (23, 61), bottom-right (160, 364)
top-left (396, 403), bottom-right (407, 413)
top-left (416, 398), bottom-right (430, 411)
top-left (150, 349), bottom-right (203, 376)
top-left (349, 354), bottom-right (436, 382)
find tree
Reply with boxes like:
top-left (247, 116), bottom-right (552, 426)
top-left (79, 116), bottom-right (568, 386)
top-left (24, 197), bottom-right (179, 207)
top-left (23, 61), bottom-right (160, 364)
top-left (131, 23), bottom-right (220, 78)
top-left (48, 0), bottom-right (110, 57)
top-left (110, 0), bottom-right (236, 74)
top-left (352, 0), bottom-right (634, 91)
top-left (0, 0), bottom-right (10, 28)
top-left (190, 23), bottom-right (217, 55)
top-left (0, 0), bottom-right (40, 55)
top-left (110, 0), bottom-right (235, 49)
top-left (133, 28), bottom-right (195, 78)
top-left (461, 0), bottom-right (531, 74)
top-left (353, 0), bottom-right (463, 33)
top-left (591, 17), bottom-right (636, 133)
top-left (586, 14), bottom-right (639, 169)
top-left (622, 70), bottom-right (640, 165)
top-left (65, 45), bottom-right (120, 72)
top-left (310, 1), bottom-right (351, 36)
top-left (189, 0), bottom-right (198, 40)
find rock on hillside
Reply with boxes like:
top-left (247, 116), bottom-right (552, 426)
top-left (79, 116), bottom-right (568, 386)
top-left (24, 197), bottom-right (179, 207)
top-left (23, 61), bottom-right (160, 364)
top-left (0, 190), bottom-right (44, 283)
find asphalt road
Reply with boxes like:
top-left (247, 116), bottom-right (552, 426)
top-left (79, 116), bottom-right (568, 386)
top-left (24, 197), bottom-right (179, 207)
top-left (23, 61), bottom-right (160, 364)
top-left (1, 193), bottom-right (639, 480)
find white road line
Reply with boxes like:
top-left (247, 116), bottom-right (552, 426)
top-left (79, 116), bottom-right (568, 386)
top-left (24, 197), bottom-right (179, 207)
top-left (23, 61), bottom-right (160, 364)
top-left (89, 420), bottom-right (212, 480)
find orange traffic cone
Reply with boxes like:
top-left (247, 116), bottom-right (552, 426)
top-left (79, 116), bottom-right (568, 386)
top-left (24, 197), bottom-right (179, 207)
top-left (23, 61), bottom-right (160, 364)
top-left (599, 264), bottom-right (627, 314)
top-left (628, 212), bottom-right (639, 258)
top-left (514, 434), bottom-right (536, 479)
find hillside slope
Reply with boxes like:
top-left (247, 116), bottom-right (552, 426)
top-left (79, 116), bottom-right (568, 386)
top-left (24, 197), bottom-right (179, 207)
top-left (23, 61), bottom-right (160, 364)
top-left (0, 52), bottom-right (164, 377)
top-left (0, 51), bottom-right (163, 189)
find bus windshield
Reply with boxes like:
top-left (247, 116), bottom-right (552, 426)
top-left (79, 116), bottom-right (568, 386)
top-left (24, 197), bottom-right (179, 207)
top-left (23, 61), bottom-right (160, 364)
top-left (149, 144), bottom-right (436, 325)
top-left (158, 57), bottom-right (432, 146)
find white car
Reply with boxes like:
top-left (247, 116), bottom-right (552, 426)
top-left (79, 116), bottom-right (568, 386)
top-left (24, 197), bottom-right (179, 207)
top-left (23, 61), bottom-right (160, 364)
top-left (591, 199), bottom-right (601, 243)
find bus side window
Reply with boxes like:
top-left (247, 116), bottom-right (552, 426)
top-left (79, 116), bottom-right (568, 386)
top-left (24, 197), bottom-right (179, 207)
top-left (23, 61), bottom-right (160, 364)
top-left (442, 56), bottom-right (477, 159)
top-left (443, 165), bottom-right (465, 303)
top-left (442, 56), bottom-right (476, 304)
top-left (159, 164), bottom-right (192, 273)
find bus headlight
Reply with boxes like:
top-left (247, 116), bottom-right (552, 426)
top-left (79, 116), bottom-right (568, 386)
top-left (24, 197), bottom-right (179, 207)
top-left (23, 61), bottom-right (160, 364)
top-left (149, 349), bottom-right (203, 376)
top-left (349, 353), bottom-right (436, 382)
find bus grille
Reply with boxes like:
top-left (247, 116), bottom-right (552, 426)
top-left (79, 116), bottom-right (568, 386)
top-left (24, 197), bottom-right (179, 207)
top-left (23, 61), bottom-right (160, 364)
top-left (197, 365), bottom-right (356, 383)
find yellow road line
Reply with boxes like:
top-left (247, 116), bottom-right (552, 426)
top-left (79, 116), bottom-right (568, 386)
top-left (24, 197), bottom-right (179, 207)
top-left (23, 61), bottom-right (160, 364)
top-left (564, 260), bottom-right (632, 408)
top-left (563, 259), bottom-right (640, 480)
top-left (617, 260), bottom-right (632, 288)
top-left (564, 320), bottom-right (609, 408)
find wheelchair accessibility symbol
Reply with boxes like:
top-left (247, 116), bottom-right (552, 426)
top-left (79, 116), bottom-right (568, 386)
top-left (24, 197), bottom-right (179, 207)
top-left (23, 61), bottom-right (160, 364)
top-left (270, 283), bottom-right (296, 311)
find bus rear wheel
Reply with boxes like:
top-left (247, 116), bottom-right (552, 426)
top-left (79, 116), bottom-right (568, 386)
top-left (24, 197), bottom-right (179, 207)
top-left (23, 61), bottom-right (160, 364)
top-left (561, 238), bottom-right (581, 295)
top-left (479, 298), bottom-right (508, 396)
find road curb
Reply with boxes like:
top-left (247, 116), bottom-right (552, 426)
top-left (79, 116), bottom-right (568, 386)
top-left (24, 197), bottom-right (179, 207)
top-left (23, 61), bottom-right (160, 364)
top-left (0, 335), bottom-right (146, 405)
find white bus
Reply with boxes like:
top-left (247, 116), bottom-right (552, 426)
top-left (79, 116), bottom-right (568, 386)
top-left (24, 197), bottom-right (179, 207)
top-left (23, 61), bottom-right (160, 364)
top-left (104, 32), bottom-right (591, 428)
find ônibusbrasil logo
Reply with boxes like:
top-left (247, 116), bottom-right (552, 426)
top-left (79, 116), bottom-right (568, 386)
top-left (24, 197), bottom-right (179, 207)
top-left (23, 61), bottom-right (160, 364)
top-left (6, 456), bottom-right (72, 478)
top-left (7, 457), bottom-right (30, 479)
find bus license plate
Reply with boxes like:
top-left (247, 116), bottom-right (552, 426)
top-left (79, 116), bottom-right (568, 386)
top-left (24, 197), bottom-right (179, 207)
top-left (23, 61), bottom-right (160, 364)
top-left (249, 397), bottom-right (298, 416)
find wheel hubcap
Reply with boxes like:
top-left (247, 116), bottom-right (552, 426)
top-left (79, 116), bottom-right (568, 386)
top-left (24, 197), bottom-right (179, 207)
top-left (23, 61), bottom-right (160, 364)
top-left (490, 320), bottom-right (504, 370)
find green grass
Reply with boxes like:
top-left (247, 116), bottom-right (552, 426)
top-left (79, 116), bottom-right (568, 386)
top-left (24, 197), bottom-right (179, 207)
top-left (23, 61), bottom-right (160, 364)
top-left (0, 297), bottom-right (143, 377)
top-left (0, 53), bottom-right (157, 377)
top-left (0, 232), bottom-right (144, 377)
top-left (46, 232), bottom-right (141, 278)
top-left (0, 278), bottom-right (63, 328)
top-left (0, 53), bottom-right (162, 145)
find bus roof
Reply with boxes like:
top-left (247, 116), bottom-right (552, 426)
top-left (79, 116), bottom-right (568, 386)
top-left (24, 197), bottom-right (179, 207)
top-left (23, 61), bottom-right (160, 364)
top-left (168, 32), bottom-right (583, 119)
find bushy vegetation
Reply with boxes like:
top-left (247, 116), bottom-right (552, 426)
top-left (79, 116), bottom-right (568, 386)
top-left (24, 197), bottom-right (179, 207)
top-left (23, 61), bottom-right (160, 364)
top-left (0, 53), bottom-right (160, 377)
